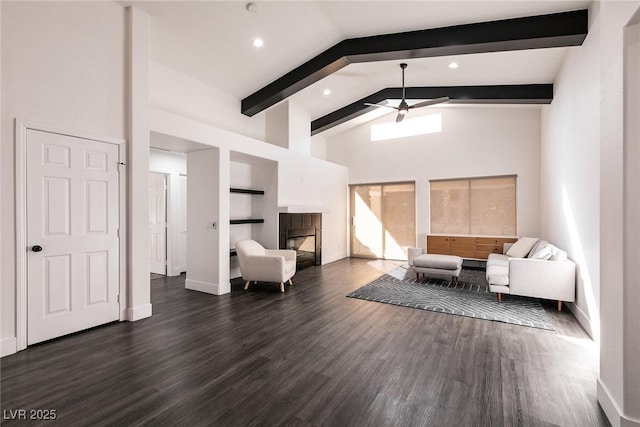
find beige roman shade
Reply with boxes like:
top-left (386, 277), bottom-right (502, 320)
top-left (430, 176), bottom-right (516, 236)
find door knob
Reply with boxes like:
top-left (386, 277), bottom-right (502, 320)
top-left (31, 245), bottom-right (43, 252)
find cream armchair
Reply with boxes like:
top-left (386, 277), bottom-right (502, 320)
top-left (235, 239), bottom-right (297, 293)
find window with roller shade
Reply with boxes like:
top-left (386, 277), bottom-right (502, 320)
top-left (430, 175), bottom-right (516, 236)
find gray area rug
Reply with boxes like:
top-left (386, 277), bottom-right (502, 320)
top-left (347, 266), bottom-right (554, 330)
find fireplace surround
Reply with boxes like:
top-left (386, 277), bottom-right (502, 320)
top-left (279, 213), bottom-right (322, 270)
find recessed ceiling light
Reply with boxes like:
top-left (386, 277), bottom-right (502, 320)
top-left (448, 62), bottom-right (459, 69)
top-left (253, 38), bottom-right (264, 48)
top-left (323, 89), bottom-right (331, 96)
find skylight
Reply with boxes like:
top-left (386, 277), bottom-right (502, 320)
top-left (370, 113), bottom-right (442, 141)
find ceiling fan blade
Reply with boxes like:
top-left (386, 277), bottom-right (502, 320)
top-left (409, 97), bottom-right (450, 109)
top-left (364, 102), bottom-right (397, 110)
top-left (395, 112), bottom-right (405, 123)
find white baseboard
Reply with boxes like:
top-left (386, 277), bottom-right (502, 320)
top-left (567, 301), bottom-right (595, 339)
top-left (127, 303), bottom-right (153, 321)
top-left (185, 278), bottom-right (228, 295)
top-left (598, 380), bottom-right (640, 427)
top-left (321, 251), bottom-right (348, 265)
top-left (1, 337), bottom-right (17, 358)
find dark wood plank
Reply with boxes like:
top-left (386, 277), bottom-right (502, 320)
top-left (242, 10), bottom-right (587, 116)
top-left (311, 84), bottom-right (554, 135)
top-left (0, 258), bottom-right (609, 426)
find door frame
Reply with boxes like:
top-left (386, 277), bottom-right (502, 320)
top-left (15, 118), bottom-right (127, 352)
top-left (349, 181), bottom-right (417, 260)
top-left (149, 170), bottom-right (168, 275)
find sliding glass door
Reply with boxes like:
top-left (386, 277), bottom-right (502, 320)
top-left (350, 182), bottom-right (415, 260)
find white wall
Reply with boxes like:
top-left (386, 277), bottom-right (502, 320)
top-left (149, 148), bottom-right (187, 276)
top-left (228, 159), bottom-right (279, 279)
top-left (288, 100), bottom-right (311, 155)
top-left (150, 60), bottom-right (266, 142)
top-left (326, 106), bottom-right (541, 250)
top-left (597, 1), bottom-right (640, 426)
top-left (150, 108), bottom-right (349, 271)
top-left (1, 1), bottom-right (127, 355)
top-left (266, 102), bottom-right (290, 149)
top-left (265, 100), bottom-right (312, 155)
top-left (230, 161), bottom-right (254, 251)
top-left (252, 162), bottom-right (279, 249)
top-left (540, 4), bottom-right (601, 338)
top-left (0, 0), bottom-right (5, 355)
top-left (186, 148), bottom-right (226, 294)
top-left (278, 152), bottom-right (349, 264)
top-left (311, 134), bottom-right (328, 160)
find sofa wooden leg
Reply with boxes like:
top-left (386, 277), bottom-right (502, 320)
top-left (557, 300), bottom-right (562, 312)
top-left (244, 280), bottom-right (250, 290)
top-left (497, 293), bottom-right (502, 303)
top-left (280, 282), bottom-right (285, 293)
top-left (416, 273), bottom-right (420, 281)
top-left (288, 278), bottom-right (293, 285)
top-left (451, 276), bottom-right (457, 286)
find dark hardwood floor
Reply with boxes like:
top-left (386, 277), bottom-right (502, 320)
top-left (1, 258), bottom-right (608, 426)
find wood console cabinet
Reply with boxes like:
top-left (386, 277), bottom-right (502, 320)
top-left (427, 235), bottom-right (517, 260)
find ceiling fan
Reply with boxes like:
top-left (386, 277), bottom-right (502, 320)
top-left (366, 63), bottom-right (450, 123)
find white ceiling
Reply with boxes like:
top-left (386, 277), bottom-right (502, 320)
top-left (121, 0), bottom-right (592, 133)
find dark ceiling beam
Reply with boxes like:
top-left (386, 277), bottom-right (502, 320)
top-left (310, 84), bottom-right (553, 135)
top-left (241, 9), bottom-right (587, 116)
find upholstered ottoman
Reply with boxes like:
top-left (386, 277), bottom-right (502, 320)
top-left (413, 254), bottom-right (463, 285)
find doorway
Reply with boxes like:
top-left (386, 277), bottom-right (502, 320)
top-left (18, 124), bottom-right (123, 346)
top-left (149, 171), bottom-right (168, 275)
top-left (350, 182), bottom-right (416, 260)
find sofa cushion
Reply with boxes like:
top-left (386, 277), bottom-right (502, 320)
top-left (530, 241), bottom-right (553, 260)
top-left (549, 245), bottom-right (568, 261)
top-left (486, 264), bottom-right (509, 286)
top-left (506, 237), bottom-right (539, 258)
top-left (487, 253), bottom-right (510, 267)
top-left (527, 239), bottom-right (545, 257)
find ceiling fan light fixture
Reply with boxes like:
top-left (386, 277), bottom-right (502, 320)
top-left (364, 63), bottom-right (449, 122)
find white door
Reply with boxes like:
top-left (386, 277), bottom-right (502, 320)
top-left (149, 172), bottom-right (167, 275)
top-left (178, 174), bottom-right (187, 273)
top-left (26, 129), bottom-right (120, 345)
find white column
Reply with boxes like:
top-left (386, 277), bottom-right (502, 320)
top-left (126, 6), bottom-right (152, 320)
top-left (186, 148), bottom-right (230, 295)
top-left (218, 147), bottom-right (231, 294)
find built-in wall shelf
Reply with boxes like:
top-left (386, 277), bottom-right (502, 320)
top-left (230, 219), bottom-right (265, 225)
top-left (230, 188), bottom-right (264, 195)
top-left (230, 188), bottom-right (265, 225)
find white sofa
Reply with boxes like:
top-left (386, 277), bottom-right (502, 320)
top-left (485, 238), bottom-right (576, 311)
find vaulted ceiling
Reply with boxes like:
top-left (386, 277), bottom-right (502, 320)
top-left (121, 0), bottom-right (592, 136)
